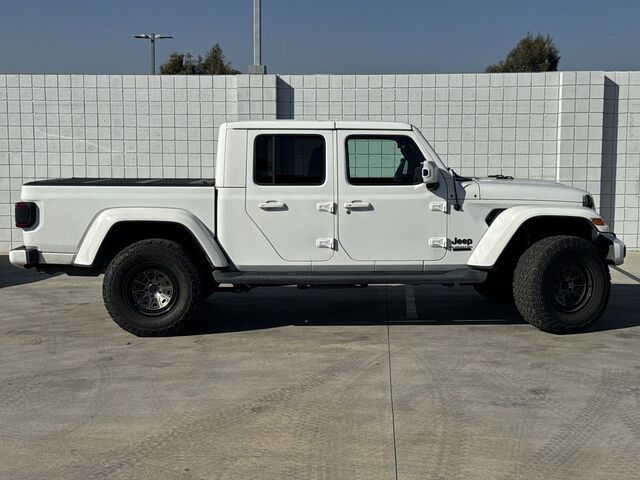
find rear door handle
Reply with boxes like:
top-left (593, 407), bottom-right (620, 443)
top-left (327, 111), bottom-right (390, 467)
top-left (259, 201), bottom-right (287, 210)
top-left (344, 201), bottom-right (372, 209)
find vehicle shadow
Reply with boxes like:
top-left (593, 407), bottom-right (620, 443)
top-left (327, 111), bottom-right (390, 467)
top-left (587, 284), bottom-right (640, 332)
top-left (183, 283), bottom-right (640, 336)
top-left (0, 255), bottom-right (58, 289)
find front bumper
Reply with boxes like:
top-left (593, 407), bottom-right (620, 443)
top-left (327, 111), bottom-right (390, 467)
top-left (8, 246), bottom-right (39, 268)
top-left (601, 233), bottom-right (626, 266)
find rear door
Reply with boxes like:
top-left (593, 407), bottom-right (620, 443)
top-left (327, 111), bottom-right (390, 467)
top-left (245, 130), bottom-right (335, 262)
top-left (336, 130), bottom-right (448, 264)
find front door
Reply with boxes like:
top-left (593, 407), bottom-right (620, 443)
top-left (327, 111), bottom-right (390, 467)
top-left (337, 131), bottom-right (448, 264)
top-left (245, 130), bottom-right (335, 262)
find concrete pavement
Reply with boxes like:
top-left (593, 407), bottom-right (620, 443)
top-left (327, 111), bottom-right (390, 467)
top-left (1, 255), bottom-right (639, 479)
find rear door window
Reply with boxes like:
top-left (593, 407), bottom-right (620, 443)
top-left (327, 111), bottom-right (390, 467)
top-left (254, 135), bottom-right (325, 185)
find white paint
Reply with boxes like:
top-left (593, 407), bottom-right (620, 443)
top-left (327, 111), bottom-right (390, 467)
top-left (468, 205), bottom-right (607, 268)
top-left (74, 207), bottom-right (228, 267)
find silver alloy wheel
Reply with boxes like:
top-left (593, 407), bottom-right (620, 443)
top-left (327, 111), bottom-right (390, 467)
top-left (130, 269), bottom-right (175, 313)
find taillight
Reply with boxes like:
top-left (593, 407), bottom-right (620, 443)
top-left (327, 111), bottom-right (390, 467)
top-left (15, 202), bottom-right (37, 229)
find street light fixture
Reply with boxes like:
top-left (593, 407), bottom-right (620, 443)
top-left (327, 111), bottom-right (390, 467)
top-left (133, 33), bottom-right (174, 74)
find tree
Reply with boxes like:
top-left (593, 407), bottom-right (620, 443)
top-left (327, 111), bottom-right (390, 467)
top-left (159, 53), bottom-right (198, 75)
top-left (486, 33), bottom-right (560, 73)
top-left (198, 44), bottom-right (240, 74)
top-left (160, 43), bottom-right (240, 75)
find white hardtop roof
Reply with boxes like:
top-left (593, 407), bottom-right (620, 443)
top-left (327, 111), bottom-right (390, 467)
top-left (224, 120), bottom-right (413, 131)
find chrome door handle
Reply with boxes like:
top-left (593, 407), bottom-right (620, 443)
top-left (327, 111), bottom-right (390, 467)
top-left (344, 201), bottom-right (372, 209)
top-left (259, 201), bottom-right (287, 210)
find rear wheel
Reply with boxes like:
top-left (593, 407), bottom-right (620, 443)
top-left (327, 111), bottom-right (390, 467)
top-left (513, 235), bottom-right (610, 334)
top-left (103, 239), bottom-right (201, 336)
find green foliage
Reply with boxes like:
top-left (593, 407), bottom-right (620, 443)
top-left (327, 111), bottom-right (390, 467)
top-left (486, 33), bottom-right (560, 73)
top-left (198, 44), bottom-right (240, 74)
top-left (160, 43), bottom-right (240, 75)
top-left (159, 53), bottom-right (199, 75)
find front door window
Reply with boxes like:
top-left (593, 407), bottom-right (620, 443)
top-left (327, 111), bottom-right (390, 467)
top-left (346, 136), bottom-right (424, 185)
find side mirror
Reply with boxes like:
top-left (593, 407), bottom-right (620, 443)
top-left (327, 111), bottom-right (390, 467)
top-left (422, 160), bottom-right (439, 186)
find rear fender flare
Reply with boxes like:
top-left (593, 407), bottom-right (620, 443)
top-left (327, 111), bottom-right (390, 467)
top-left (74, 207), bottom-right (228, 268)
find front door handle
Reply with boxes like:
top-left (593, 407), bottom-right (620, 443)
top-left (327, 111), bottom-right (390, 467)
top-left (344, 201), bottom-right (372, 210)
top-left (259, 201), bottom-right (287, 210)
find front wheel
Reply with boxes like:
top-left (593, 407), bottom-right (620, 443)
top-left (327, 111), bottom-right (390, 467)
top-left (103, 239), bottom-right (202, 336)
top-left (513, 235), bottom-right (610, 334)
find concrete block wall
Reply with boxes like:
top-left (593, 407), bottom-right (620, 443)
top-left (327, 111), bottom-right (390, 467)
top-left (602, 72), bottom-right (640, 249)
top-left (1, 72), bottom-right (639, 252)
top-left (0, 74), bottom-right (277, 251)
top-left (277, 73), bottom-right (563, 180)
top-left (277, 72), bottom-right (638, 248)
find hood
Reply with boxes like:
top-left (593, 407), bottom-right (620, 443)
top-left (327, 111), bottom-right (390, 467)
top-left (475, 177), bottom-right (588, 203)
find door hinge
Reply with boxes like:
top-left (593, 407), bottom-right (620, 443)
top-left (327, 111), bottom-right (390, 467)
top-left (316, 201), bottom-right (336, 214)
top-left (428, 237), bottom-right (448, 249)
top-left (316, 238), bottom-right (336, 249)
top-left (429, 201), bottom-right (448, 213)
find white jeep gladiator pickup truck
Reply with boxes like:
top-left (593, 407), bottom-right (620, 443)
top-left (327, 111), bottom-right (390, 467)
top-left (10, 121), bottom-right (625, 336)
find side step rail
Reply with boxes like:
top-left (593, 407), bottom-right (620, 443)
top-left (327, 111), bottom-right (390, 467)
top-left (213, 268), bottom-right (487, 286)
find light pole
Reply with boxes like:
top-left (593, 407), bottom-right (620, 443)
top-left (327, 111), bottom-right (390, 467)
top-left (249, 0), bottom-right (266, 74)
top-left (133, 33), bottom-right (173, 74)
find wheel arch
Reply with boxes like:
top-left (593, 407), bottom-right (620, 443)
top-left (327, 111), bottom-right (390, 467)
top-left (74, 208), bottom-right (228, 270)
top-left (468, 206), bottom-right (605, 269)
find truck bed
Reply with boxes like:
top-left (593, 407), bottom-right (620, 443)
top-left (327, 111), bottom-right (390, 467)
top-left (20, 180), bottom-right (217, 258)
top-left (25, 178), bottom-right (215, 187)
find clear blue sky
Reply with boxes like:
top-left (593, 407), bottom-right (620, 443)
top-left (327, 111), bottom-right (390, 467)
top-left (1, 0), bottom-right (638, 74)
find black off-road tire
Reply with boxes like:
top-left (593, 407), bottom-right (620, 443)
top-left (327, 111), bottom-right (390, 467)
top-left (473, 270), bottom-right (514, 302)
top-left (513, 235), bottom-right (610, 334)
top-left (103, 239), bottom-right (201, 336)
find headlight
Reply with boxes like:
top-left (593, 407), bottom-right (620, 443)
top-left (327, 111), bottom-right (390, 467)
top-left (583, 194), bottom-right (595, 210)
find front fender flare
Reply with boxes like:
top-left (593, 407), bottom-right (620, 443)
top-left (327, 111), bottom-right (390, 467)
top-left (467, 205), bottom-right (606, 268)
top-left (74, 207), bottom-right (228, 268)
